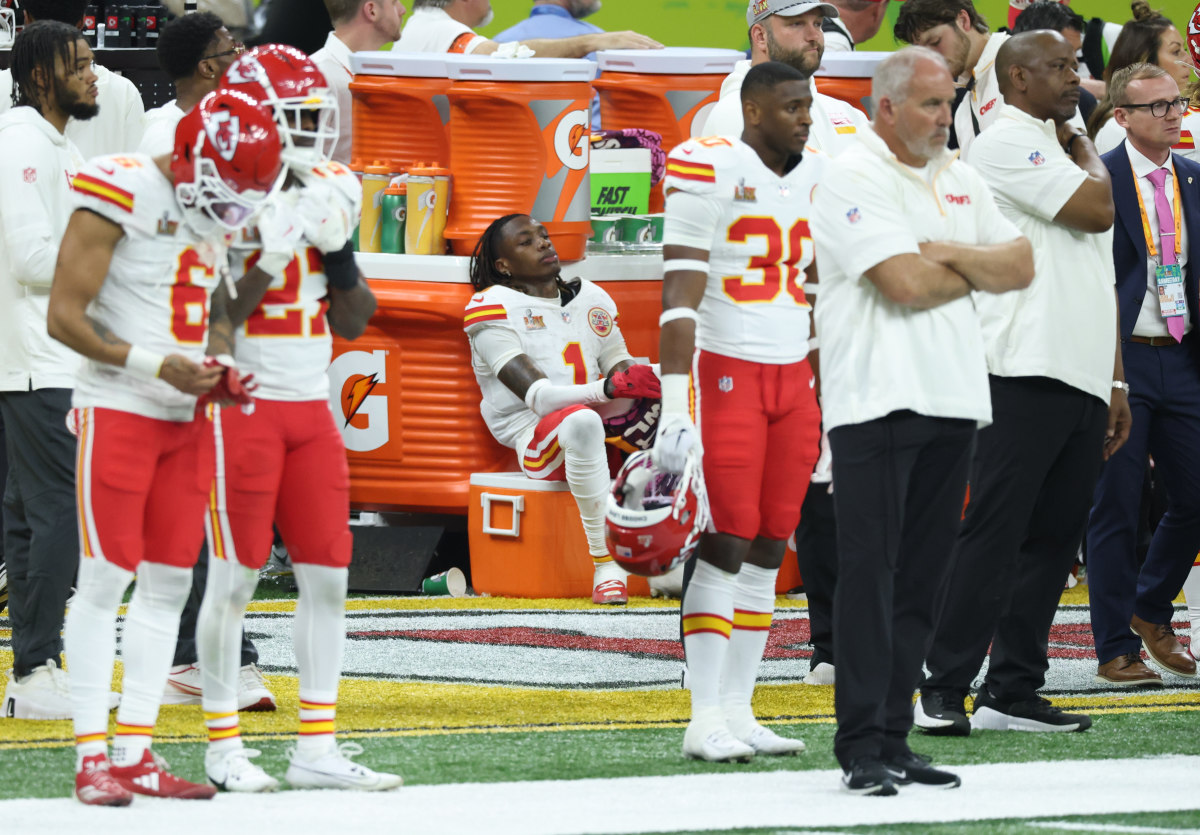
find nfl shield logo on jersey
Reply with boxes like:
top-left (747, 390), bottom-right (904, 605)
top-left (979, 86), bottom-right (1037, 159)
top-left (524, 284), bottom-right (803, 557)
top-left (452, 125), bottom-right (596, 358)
top-left (1028, 151), bottom-right (1045, 166)
top-left (718, 376), bottom-right (733, 393)
top-left (846, 207), bottom-right (862, 224)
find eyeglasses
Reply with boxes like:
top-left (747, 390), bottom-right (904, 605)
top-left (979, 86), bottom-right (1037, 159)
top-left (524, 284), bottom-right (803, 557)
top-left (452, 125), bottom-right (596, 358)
top-left (1117, 97), bottom-right (1190, 118)
top-left (202, 42), bottom-right (246, 61)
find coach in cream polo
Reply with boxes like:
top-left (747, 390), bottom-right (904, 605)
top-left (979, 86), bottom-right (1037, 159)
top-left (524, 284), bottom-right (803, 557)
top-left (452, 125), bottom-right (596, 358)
top-left (917, 32), bottom-right (1124, 738)
top-left (811, 46), bottom-right (1032, 794)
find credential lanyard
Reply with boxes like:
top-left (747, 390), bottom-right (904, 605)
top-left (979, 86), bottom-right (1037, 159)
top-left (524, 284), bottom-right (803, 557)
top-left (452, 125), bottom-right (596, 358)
top-left (1133, 163), bottom-right (1182, 264)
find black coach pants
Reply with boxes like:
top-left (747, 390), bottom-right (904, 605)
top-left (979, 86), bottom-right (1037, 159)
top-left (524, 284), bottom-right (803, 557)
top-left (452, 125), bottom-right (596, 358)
top-left (795, 480), bottom-right (836, 670)
top-left (829, 410), bottom-right (975, 769)
top-left (0, 388), bottom-right (80, 677)
top-left (924, 376), bottom-right (1107, 703)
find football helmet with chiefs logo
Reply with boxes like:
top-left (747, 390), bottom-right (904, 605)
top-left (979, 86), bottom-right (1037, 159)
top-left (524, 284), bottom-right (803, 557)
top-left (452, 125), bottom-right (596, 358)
top-left (605, 450), bottom-right (708, 577)
top-left (221, 43), bottom-right (339, 169)
top-left (1189, 2), bottom-right (1200, 72)
top-left (172, 88), bottom-right (284, 235)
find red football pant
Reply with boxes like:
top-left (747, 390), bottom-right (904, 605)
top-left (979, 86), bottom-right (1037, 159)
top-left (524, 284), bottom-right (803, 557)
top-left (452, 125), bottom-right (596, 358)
top-left (208, 399), bottom-right (352, 570)
top-left (694, 351), bottom-right (821, 541)
top-left (75, 407), bottom-right (214, 572)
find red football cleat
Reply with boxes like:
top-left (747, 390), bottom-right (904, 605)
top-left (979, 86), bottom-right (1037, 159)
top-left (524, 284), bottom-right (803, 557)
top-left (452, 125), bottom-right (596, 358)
top-left (592, 578), bottom-right (628, 605)
top-left (109, 749), bottom-right (217, 799)
top-left (75, 754), bottom-right (134, 806)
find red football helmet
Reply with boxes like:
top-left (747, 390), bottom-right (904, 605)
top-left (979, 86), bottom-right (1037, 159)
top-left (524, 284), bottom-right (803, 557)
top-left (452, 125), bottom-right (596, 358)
top-left (605, 450), bottom-right (708, 577)
top-left (1189, 2), bottom-right (1200, 73)
top-left (172, 88), bottom-right (284, 235)
top-left (221, 43), bottom-right (339, 169)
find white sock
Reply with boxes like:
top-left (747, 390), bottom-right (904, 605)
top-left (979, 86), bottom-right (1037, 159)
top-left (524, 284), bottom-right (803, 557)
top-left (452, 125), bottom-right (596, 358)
top-left (681, 560), bottom-right (737, 714)
top-left (64, 557), bottom-right (134, 770)
top-left (112, 562), bottom-right (192, 767)
top-left (721, 563), bottom-right (777, 734)
top-left (559, 408), bottom-right (612, 559)
top-left (198, 553), bottom-right (260, 712)
top-left (198, 553), bottom-right (260, 755)
top-left (1183, 556), bottom-right (1200, 650)
top-left (293, 564), bottom-right (347, 758)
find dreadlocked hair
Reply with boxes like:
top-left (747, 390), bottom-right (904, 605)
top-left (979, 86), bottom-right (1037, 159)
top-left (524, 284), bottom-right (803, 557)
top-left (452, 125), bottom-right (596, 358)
top-left (11, 20), bottom-right (81, 110)
top-left (470, 214), bottom-right (522, 292)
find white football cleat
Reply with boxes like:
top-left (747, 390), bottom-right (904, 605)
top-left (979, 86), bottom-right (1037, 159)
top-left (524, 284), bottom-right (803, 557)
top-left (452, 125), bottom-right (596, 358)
top-left (206, 747), bottom-right (279, 793)
top-left (682, 710), bottom-right (755, 763)
top-left (803, 662), bottom-right (836, 686)
top-left (648, 565), bottom-right (685, 599)
top-left (733, 723), bottom-right (806, 756)
top-left (285, 742), bottom-right (402, 791)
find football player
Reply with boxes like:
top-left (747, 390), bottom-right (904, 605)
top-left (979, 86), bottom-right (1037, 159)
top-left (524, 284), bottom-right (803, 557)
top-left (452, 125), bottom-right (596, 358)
top-left (464, 214), bottom-right (661, 605)
top-left (47, 88), bottom-right (283, 806)
top-left (655, 60), bottom-right (823, 761)
top-left (190, 45), bottom-right (399, 793)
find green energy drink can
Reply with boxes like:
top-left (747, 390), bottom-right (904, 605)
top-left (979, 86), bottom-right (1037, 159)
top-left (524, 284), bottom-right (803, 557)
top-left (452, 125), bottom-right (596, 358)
top-left (380, 185), bottom-right (406, 255)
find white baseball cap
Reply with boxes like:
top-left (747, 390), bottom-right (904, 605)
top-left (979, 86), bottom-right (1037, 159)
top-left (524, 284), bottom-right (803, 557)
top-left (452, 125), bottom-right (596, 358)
top-left (747, 0), bottom-right (840, 28)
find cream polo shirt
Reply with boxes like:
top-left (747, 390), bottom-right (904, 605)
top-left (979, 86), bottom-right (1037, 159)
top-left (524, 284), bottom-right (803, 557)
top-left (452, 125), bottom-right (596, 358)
top-left (967, 103), bottom-right (1116, 404)
top-left (811, 125), bottom-right (1023, 431)
top-left (312, 31), bottom-right (356, 165)
top-left (393, 7), bottom-right (487, 55)
top-left (955, 32), bottom-right (1008, 161)
top-left (701, 59), bottom-right (868, 157)
top-left (1126, 139), bottom-right (1191, 337)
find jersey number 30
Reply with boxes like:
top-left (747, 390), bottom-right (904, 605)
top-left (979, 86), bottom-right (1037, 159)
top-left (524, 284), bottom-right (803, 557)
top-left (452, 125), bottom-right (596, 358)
top-left (722, 217), bottom-right (812, 305)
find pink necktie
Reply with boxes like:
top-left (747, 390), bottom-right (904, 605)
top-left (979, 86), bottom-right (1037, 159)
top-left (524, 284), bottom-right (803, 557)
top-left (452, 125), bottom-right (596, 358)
top-left (1147, 167), bottom-right (1184, 343)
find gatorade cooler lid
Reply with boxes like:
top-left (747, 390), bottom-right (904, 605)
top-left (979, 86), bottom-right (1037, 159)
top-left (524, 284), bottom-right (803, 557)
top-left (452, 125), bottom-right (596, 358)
top-left (814, 51), bottom-right (888, 78)
top-left (349, 51), bottom-right (466, 77)
top-left (446, 56), bottom-right (596, 82)
top-left (595, 47), bottom-right (745, 75)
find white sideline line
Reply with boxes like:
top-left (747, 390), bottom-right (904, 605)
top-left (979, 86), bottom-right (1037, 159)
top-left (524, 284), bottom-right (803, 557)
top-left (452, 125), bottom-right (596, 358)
top-left (1029, 823), bottom-right (1200, 835)
top-left (5, 756), bottom-right (1200, 835)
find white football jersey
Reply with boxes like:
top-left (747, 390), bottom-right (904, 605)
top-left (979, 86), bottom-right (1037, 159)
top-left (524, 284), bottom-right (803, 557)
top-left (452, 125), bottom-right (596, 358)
top-left (228, 161), bottom-right (362, 402)
top-left (464, 280), bottom-right (629, 450)
top-left (1177, 107), bottom-right (1198, 163)
top-left (663, 137), bottom-right (824, 364)
top-left (70, 154), bottom-right (226, 422)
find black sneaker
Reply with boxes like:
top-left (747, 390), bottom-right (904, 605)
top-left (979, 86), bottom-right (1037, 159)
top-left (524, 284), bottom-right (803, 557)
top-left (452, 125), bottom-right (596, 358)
top-left (841, 758), bottom-right (898, 796)
top-left (883, 751), bottom-right (961, 789)
top-left (914, 689), bottom-right (970, 736)
top-left (971, 689), bottom-right (1092, 733)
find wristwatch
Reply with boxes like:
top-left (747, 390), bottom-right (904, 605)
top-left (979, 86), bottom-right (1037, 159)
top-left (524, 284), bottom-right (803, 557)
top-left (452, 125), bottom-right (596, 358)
top-left (1113, 380), bottom-right (1130, 396)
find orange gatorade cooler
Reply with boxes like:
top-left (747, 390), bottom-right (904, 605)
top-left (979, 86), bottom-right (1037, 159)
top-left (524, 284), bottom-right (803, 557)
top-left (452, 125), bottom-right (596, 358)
top-left (593, 48), bottom-right (743, 211)
top-left (468, 472), bottom-right (651, 599)
top-left (813, 52), bottom-right (886, 119)
top-left (348, 52), bottom-right (455, 171)
top-left (443, 57), bottom-right (595, 260)
top-left (593, 48), bottom-right (744, 144)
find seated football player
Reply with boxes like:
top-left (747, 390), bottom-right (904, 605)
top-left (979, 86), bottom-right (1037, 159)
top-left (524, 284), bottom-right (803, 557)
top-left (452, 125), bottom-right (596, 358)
top-left (464, 214), bottom-right (660, 604)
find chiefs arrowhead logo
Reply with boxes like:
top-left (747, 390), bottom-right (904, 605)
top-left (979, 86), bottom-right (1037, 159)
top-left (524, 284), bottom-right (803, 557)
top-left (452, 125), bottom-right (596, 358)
top-left (205, 110), bottom-right (240, 161)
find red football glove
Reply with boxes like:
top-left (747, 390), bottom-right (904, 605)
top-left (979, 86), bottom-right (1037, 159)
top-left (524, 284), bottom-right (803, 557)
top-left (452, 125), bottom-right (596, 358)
top-left (198, 354), bottom-right (258, 408)
top-left (607, 364), bottom-right (661, 399)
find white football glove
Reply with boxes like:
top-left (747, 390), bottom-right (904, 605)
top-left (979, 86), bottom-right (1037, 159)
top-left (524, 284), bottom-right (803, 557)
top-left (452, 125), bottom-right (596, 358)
top-left (652, 411), bottom-right (701, 475)
top-left (253, 191), bottom-right (302, 279)
top-left (295, 182), bottom-right (354, 253)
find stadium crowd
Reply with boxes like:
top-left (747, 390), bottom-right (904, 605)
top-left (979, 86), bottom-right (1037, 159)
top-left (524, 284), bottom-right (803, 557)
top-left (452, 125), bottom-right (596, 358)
top-left (0, 0), bottom-right (1197, 804)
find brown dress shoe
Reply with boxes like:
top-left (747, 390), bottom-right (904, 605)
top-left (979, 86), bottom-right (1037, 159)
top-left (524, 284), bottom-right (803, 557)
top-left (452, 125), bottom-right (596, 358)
top-left (1095, 652), bottom-right (1164, 686)
top-left (1130, 614), bottom-right (1198, 677)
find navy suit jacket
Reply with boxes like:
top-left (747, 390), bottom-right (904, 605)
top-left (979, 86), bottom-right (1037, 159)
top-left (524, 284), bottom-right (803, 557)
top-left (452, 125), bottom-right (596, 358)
top-left (1104, 144), bottom-right (1200, 362)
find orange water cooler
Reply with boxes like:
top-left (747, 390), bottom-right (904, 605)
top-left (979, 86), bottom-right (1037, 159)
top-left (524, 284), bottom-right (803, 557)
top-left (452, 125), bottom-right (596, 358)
top-left (443, 57), bottom-right (595, 260)
top-left (593, 47), bottom-right (744, 211)
top-left (812, 52), bottom-right (887, 119)
top-left (348, 52), bottom-right (455, 170)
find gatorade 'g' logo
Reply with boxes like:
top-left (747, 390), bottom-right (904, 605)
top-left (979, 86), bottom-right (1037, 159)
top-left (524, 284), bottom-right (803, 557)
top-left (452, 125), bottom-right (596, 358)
top-left (327, 349), bottom-right (389, 452)
top-left (553, 109), bottom-right (590, 172)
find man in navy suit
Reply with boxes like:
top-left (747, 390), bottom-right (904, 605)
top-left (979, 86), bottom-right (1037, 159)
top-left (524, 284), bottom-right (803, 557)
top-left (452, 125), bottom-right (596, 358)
top-left (1088, 62), bottom-right (1200, 686)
